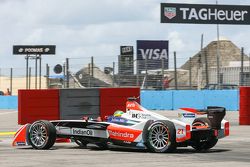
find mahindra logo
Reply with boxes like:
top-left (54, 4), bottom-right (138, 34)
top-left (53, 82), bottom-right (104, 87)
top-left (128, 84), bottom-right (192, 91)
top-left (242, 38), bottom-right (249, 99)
top-left (108, 130), bottom-right (134, 138)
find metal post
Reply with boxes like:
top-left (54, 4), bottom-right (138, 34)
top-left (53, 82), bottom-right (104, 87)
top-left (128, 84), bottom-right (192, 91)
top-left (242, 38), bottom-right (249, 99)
top-left (39, 55), bottom-right (42, 89)
top-left (145, 54), bottom-right (148, 89)
top-left (66, 58), bottom-right (69, 88)
top-left (161, 58), bottom-right (165, 90)
top-left (34, 56), bottom-right (37, 88)
top-left (189, 57), bottom-right (192, 89)
top-left (26, 55), bottom-right (29, 89)
top-left (204, 49), bottom-right (209, 86)
top-left (91, 56), bottom-right (94, 77)
top-left (174, 52), bottom-right (178, 90)
top-left (216, 0), bottom-right (221, 86)
top-left (112, 62), bottom-right (115, 87)
top-left (10, 68), bottom-right (13, 95)
top-left (46, 64), bottom-right (49, 88)
top-left (29, 67), bottom-right (31, 89)
top-left (240, 47), bottom-right (244, 86)
top-left (88, 63), bottom-right (91, 87)
top-left (136, 59), bottom-right (139, 86)
top-left (63, 63), bottom-right (66, 88)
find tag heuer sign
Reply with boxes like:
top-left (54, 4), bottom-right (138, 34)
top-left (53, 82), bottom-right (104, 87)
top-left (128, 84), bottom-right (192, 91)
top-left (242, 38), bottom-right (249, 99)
top-left (161, 3), bottom-right (250, 25)
top-left (164, 7), bottom-right (176, 19)
top-left (13, 45), bottom-right (56, 55)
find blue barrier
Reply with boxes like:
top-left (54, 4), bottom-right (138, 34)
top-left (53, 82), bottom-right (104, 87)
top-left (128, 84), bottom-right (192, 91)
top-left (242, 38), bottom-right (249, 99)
top-left (141, 90), bottom-right (239, 111)
top-left (0, 90), bottom-right (239, 111)
top-left (0, 96), bottom-right (18, 110)
top-left (203, 90), bottom-right (238, 111)
top-left (173, 90), bottom-right (204, 109)
top-left (141, 90), bottom-right (173, 110)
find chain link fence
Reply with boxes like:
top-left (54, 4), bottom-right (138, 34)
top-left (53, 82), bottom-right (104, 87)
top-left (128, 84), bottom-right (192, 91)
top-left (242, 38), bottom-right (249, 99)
top-left (1, 43), bottom-right (250, 95)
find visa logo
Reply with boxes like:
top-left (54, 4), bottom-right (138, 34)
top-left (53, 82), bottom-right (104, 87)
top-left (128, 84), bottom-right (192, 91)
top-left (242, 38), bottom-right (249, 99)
top-left (138, 49), bottom-right (168, 60)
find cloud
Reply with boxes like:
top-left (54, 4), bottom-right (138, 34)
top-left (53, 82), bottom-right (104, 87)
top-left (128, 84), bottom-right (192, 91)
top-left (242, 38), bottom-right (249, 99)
top-left (0, 0), bottom-right (250, 74)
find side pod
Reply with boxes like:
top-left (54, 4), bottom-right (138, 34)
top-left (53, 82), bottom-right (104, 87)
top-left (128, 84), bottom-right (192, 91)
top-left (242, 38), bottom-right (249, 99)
top-left (12, 124), bottom-right (30, 146)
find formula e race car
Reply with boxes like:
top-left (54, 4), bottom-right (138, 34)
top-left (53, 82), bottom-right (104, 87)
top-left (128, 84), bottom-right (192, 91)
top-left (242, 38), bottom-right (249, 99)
top-left (12, 97), bottom-right (229, 153)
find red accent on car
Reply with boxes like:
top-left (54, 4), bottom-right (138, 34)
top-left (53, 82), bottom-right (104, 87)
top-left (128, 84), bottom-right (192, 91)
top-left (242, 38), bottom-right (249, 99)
top-left (214, 130), bottom-right (218, 137)
top-left (224, 121), bottom-right (230, 136)
top-left (55, 138), bottom-right (71, 143)
top-left (107, 125), bottom-right (142, 142)
top-left (12, 124), bottom-right (28, 146)
top-left (126, 101), bottom-right (143, 111)
top-left (185, 124), bottom-right (191, 140)
top-left (180, 108), bottom-right (206, 115)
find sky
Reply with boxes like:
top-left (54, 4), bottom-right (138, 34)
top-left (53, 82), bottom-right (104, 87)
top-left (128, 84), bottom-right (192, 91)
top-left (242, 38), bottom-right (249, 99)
top-left (1, 0), bottom-right (250, 74)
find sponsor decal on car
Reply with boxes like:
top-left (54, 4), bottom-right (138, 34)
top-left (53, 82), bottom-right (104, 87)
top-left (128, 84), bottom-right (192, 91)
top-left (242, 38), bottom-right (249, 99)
top-left (182, 113), bottom-right (195, 118)
top-left (107, 125), bottom-right (142, 142)
top-left (72, 128), bottom-right (94, 136)
top-left (16, 142), bottom-right (26, 146)
top-left (108, 130), bottom-right (134, 139)
top-left (108, 117), bottom-right (128, 123)
top-left (131, 113), bottom-right (151, 119)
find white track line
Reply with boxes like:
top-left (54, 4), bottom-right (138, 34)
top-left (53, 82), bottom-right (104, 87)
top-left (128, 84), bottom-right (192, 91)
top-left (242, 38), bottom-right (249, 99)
top-left (0, 111), bottom-right (17, 115)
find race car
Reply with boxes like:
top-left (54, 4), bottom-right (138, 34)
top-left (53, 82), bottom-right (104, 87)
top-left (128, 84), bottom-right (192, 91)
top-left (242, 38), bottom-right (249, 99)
top-left (12, 97), bottom-right (229, 153)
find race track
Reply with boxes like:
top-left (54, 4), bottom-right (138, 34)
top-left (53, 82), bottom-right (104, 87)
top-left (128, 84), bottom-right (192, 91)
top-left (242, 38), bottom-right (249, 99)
top-left (0, 110), bottom-right (249, 167)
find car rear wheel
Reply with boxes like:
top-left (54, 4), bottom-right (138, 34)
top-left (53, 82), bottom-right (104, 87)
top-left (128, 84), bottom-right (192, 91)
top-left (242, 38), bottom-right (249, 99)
top-left (28, 120), bottom-right (56, 149)
top-left (144, 120), bottom-right (176, 153)
top-left (191, 118), bottom-right (218, 151)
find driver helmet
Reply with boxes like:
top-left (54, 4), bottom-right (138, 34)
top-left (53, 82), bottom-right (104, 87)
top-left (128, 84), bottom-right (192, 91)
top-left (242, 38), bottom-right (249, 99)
top-left (113, 110), bottom-right (124, 117)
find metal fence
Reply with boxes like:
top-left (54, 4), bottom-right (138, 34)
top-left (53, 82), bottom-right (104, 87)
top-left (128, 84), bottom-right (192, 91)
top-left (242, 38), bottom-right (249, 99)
top-left (1, 46), bottom-right (250, 95)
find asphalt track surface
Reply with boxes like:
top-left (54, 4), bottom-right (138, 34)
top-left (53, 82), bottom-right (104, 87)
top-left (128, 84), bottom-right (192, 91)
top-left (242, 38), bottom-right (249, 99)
top-left (0, 110), bottom-right (250, 167)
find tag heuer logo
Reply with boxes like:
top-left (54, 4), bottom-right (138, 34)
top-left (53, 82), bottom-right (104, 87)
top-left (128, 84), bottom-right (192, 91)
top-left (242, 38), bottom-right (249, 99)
top-left (164, 7), bottom-right (176, 19)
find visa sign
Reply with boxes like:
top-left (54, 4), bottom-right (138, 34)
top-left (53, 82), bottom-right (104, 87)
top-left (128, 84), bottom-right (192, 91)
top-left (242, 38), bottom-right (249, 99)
top-left (137, 40), bottom-right (169, 72)
top-left (137, 40), bottom-right (168, 60)
top-left (138, 49), bottom-right (168, 60)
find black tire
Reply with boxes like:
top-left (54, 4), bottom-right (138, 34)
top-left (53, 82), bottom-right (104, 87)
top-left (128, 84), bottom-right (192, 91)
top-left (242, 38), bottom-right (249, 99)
top-left (25, 124), bottom-right (31, 145)
top-left (74, 138), bottom-right (89, 148)
top-left (143, 120), bottom-right (176, 153)
top-left (28, 120), bottom-right (56, 149)
top-left (192, 118), bottom-right (218, 151)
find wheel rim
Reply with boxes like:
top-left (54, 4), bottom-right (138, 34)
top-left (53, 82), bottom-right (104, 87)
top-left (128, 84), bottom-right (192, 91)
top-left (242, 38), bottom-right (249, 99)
top-left (149, 123), bottom-right (169, 150)
top-left (30, 122), bottom-right (48, 147)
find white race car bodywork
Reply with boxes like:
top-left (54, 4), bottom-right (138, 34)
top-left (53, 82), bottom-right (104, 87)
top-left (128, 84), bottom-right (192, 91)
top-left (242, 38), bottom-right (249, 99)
top-left (12, 98), bottom-right (229, 152)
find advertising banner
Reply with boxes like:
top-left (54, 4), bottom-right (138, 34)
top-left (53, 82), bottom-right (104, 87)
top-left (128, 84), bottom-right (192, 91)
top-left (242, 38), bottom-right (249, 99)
top-left (137, 40), bottom-right (168, 73)
top-left (120, 46), bottom-right (134, 55)
top-left (119, 46), bottom-right (134, 75)
top-left (13, 45), bottom-right (56, 55)
top-left (161, 3), bottom-right (250, 25)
